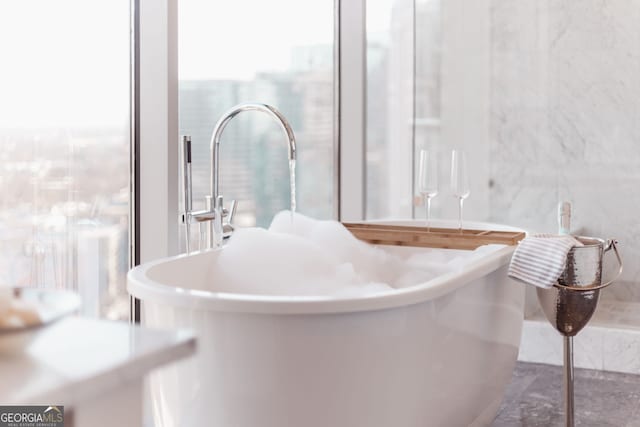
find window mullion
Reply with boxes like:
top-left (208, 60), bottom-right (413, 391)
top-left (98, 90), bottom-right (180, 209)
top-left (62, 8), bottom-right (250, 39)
top-left (137, 0), bottom-right (179, 264)
top-left (338, 0), bottom-right (367, 221)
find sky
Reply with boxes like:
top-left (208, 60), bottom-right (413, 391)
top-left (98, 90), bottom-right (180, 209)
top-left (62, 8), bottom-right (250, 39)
top-left (179, 0), bottom-right (334, 80)
top-left (0, 1), bottom-right (130, 128)
top-left (0, 0), bottom-right (394, 128)
top-left (179, 0), bottom-right (393, 80)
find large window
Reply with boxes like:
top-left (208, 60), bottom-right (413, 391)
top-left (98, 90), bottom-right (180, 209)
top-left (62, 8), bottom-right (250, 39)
top-left (178, 0), bottom-right (335, 233)
top-left (0, 1), bottom-right (130, 319)
top-left (366, 0), bottom-right (443, 220)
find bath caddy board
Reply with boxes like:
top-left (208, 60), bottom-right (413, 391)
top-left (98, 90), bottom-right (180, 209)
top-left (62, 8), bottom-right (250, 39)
top-left (343, 223), bottom-right (525, 250)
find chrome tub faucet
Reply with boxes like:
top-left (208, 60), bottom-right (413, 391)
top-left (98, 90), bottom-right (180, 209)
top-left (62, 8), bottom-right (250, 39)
top-left (180, 103), bottom-right (297, 251)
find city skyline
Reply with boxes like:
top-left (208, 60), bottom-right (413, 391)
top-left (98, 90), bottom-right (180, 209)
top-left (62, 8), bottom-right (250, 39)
top-left (0, 0), bottom-right (396, 127)
top-left (0, 0), bottom-right (419, 321)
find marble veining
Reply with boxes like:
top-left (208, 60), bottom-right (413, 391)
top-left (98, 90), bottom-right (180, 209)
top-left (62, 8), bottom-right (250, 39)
top-left (489, 0), bottom-right (640, 297)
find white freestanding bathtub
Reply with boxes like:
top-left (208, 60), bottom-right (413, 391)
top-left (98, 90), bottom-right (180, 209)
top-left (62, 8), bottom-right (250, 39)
top-left (128, 220), bottom-right (524, 427)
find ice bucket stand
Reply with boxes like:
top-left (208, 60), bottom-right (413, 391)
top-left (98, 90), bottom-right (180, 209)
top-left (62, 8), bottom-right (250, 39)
top-left (536, 237), bottom-right (623, 427)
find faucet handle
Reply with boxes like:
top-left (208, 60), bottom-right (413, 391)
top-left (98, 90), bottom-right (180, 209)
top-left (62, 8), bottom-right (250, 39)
top-left (226, 200), bottom-right (237, 224)
top-left (222, 200), bottom-right (237, 239)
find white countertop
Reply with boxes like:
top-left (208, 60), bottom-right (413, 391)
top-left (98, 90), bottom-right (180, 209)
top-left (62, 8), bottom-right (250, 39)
top-left (0, 317), bottom-right (196, 406)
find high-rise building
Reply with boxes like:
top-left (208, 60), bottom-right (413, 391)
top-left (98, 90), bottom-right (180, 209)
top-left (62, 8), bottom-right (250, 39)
top-left (179, 45), bottom-right (335, 227)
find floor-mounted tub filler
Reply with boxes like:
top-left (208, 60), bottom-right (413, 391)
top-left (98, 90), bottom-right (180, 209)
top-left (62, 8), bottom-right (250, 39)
top-left (128, 216), bottom-right (525, 427)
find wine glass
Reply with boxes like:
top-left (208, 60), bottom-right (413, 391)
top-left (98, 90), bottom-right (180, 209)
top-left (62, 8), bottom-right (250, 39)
top-left (418, 150), bottom-right (438, 231)
top-left (450, 149), bottom-right (470, 232)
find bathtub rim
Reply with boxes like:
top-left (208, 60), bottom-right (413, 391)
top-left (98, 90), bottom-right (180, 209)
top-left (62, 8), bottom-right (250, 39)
top-left (128, 220), bottom-right (524, 315)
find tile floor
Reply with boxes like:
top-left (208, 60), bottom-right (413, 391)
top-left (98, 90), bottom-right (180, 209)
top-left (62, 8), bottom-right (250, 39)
top-left (492, 362), bottom-right (640, 426)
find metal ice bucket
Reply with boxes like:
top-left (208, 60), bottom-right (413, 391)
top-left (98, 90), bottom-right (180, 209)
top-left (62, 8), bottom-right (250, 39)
top-left (536, 236), bottom-right (622, 427)
top-left (536, 237), bottom-right (622, 336)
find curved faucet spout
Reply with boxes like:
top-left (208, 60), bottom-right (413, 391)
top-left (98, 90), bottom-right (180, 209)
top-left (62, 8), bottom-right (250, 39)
top-left (181, 103), bottom-right (298, 251)
top-left (209, 103), bottom-right (297, 202)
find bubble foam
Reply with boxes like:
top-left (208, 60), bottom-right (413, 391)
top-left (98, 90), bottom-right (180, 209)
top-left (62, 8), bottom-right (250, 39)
top-left (208, 211), bottom-right (504, 297)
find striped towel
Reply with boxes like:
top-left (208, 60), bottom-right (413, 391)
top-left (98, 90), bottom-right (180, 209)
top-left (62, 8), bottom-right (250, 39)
top-left (508, 234), bottom-right (583, 289)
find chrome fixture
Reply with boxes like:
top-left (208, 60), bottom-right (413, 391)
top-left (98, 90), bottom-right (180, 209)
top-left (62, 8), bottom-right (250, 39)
top-left (536, 237), bottom-right (622, 427)
top-left (180, 103), bottom-right (297, 251)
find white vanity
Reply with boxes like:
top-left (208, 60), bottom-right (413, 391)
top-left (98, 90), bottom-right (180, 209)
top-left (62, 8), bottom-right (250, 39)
top-left (0, 317), bottom-right (195, 427)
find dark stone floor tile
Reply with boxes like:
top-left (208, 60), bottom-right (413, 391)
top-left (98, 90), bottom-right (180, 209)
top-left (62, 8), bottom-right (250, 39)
top-left (493, 362), bottom-right (640, 427)
top-left (497, 371), bottom-right (538, 414)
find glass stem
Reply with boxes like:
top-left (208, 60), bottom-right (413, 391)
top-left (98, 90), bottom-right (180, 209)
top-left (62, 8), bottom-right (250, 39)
top-left (426, 196), bottom-right (432, 232)
top-left (458, 197), bottom-right (464, 233)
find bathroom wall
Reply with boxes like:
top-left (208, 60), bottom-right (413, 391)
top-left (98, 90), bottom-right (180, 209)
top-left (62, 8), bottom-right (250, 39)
top-left (488, 1), bottom-right (640, 296)
top-left (370, 0), bottom-right (640, 299)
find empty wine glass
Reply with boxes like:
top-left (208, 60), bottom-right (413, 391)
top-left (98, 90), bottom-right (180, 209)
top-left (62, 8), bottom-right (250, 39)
top-left (450, 149), bottom-right (470, 232)
top-left (418, 150), bottom-right (438, 231)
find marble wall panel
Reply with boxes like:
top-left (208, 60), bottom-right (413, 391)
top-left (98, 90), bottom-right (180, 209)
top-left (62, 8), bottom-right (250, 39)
top-left (489, 0), bottom-right (640, 294)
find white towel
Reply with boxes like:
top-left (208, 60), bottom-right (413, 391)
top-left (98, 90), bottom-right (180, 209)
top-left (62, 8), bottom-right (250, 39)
top-left (508, 234), bottom-right (584, 289)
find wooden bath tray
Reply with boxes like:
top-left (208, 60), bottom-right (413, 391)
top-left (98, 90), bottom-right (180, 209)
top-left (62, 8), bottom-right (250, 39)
top-left (343, 223), bottom-right (525, 250)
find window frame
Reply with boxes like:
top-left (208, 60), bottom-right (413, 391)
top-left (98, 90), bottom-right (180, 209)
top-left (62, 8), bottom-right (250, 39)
top-left (133, 0), bottom-right (180, 267)
top-left (131, 0), bottom-right (180, 321)
top-left (132, 0), bottom-right (369, 319)
top-left (337, 0), bottom-right (366, 221)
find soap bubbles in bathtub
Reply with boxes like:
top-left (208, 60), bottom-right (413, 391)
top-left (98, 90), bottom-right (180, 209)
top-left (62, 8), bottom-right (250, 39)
top-left (210, 211), bottom-right (504, 297)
